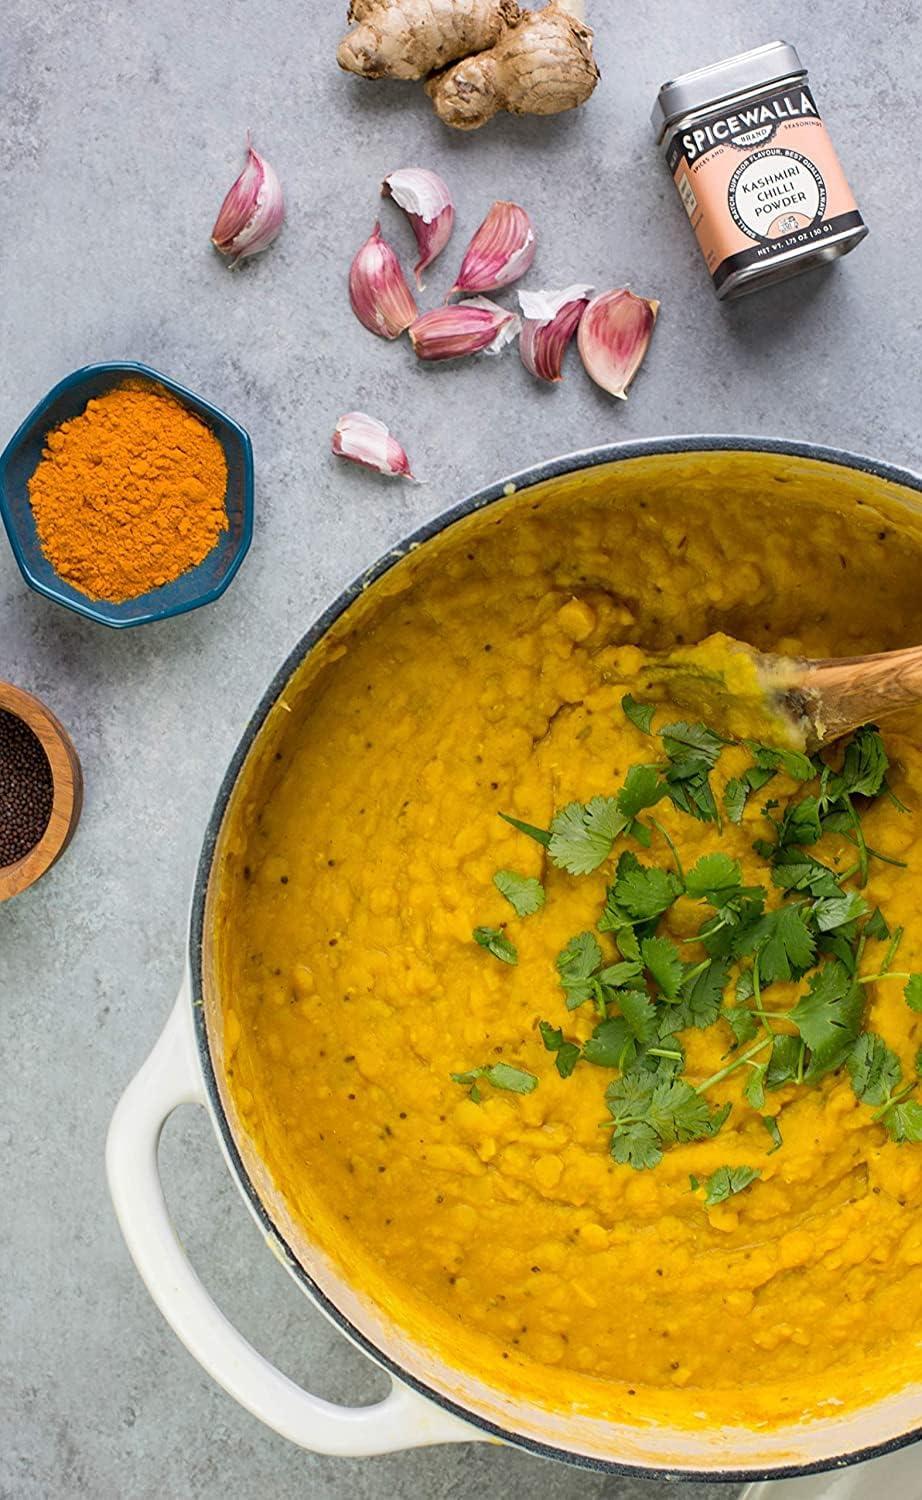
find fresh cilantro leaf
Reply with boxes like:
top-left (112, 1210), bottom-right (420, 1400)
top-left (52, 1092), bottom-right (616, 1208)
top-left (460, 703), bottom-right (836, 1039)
top-left (735, 969), bottom-right (755, 1003)
top-left (605, 1070), bottom-right (728, 1169)
top-left (617, 764), bottom-right (666, 819)
top-left (557, 932), bottom-right (603, 1008)
top-left (663, 755), bottom-right (720, 824)
top-left (612, 852), bottom-right (683, 921)
top-left (746, 742), bottom-right (816, 781)
top-left (660, 959), bottom-right (729, 1035)
top-left (549, 796), bottom-right (626, 875)
top-left (736, 905), bottom-right (815, 985)
top-left (473, 926), bottom-right (517, 964)
top-left (743, 1062), bottom-right (767, 1108)
top-left (699, 1164), bottom-right (761, 1207)
top-left (622, 694), bottom-right (656, 735)
top-left (614, 923), bottom-right (642, 961)
top-left (778, 795), bottom-right (823, 848)
top-left (498, 812), bottom-right (551, 847)
top-left (647, 1079), bottom-right (728, 1144)
top-left (539, 1019), bottom-right (564, 1050)
top-left (790, 961), bottom-right (864, 1081)
top-left (685, 852), bottom-right (742, 903)
top-left (723, 777), bottom-right (749, 824)
top-left (916, 1045), bottom-right (922, 1077)
top-left (597, 959), bottom-right (644, 987)
top-left (864, 907), bottom-right (890, 942)
top-left (617, 987), bottom-right (659, 1045)
top-left (765, 1034), bottom-right (801, 1089)
top-left (641, 935), bottom-right (684, 998)
top-left (727, 761), bottom-right (780, 825)
top-left (698, 892), bottom-right (767, 959)
top-left (611, 1121), bottom-right (663, 1170)
top-left (905, 975), bottom-right (922, 1012)
top-left (724, 1004), bottom-right (758, 1046)
top-left (582, 1016), bottom-right (636, 1069)
top-left (818, 932), bottom-right (860, 973)
top-left (451, 1063), bottom-right (537, 1094)
top-left (761, 1115), bottom-right (783, 1152)
top-left (771, 849), bottom-right (842, 898)
top-left (538, 1019), bottom-right (581, 1076)
top-left (605, 1067), bottom-right (656, 1117)
top-left (829, 725), bottom-right (889, 801)
top-left (813, 891), bottom-right (870, 933)
top-left (888, 1100), bottom-right (922, 1142)
top-left (554, 1045), bottom-right (580, 1078)
top-left (660, 721), bottom-right (727, 765)
top-left (848, 1033), bottom-right (902, 1107)
top-left (493, 869), bottom-right (545, 918)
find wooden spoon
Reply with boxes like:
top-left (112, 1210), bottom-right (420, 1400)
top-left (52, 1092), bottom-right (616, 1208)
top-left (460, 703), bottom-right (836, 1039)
top-left (643, 634), bottom-right (922, 752)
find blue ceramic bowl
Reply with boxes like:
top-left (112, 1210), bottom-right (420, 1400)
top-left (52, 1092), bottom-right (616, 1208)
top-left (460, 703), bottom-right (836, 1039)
top-left (0, 361), bottom-right (254, 628)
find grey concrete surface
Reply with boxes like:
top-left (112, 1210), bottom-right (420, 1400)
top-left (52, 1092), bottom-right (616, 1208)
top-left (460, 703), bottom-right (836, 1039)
top-left (1, 1), bottom-right (919, 1496)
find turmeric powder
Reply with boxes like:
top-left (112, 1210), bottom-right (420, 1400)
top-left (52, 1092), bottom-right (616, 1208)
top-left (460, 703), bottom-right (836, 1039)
top-left (27, 381), bottom-right (229, 602)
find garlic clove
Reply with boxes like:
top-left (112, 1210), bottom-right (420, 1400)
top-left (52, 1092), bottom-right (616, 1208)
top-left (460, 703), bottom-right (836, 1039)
top-left (518, 283), bottom-right (593, 382)
top-left (349, 222), bottom-right (419, 339)
top-left (409, 297), bottom-right (521, 361)
top-left (332, 412), bottom-right (415, 479)
top-left (577, 288), bottom-right (660, 400)
top-left (211, 136), bottom-right (285, 268)
top-left (382, 168), bottom-right (455, 289)
top-left (449, 201), bottom-right (536, 297)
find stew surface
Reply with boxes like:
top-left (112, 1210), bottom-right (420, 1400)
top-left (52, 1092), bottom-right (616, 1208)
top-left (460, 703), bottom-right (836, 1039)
top-left (217, 456), bottom-right (922, 1429)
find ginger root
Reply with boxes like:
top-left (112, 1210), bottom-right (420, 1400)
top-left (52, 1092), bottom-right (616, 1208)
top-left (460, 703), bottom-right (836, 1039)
top-left (337, 0), bottom-right (521, 82)
top-left (425, 1), bottom-right (598, 129)
top-left (337, 0), bottom-right (599, 128)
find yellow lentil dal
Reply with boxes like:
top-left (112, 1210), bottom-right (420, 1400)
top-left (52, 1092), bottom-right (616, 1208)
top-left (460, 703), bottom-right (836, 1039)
top-left (215, 454), bottom-right (922, 1431)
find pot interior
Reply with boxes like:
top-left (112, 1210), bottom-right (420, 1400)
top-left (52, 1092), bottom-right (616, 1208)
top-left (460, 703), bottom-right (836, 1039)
top-left (199, 446), bottom-right (922, 1476)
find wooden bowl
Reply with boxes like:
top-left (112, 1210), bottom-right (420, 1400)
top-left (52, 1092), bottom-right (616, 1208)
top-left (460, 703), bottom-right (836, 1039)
top-left (0, 682), bottom-right (83, 901)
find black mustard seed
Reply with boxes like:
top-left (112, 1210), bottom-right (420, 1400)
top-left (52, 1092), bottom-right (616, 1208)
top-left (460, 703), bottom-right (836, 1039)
top-left (0, 709), bottom-right (53, 866)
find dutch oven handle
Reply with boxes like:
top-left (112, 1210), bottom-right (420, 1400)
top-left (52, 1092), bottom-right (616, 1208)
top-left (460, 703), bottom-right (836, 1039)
top-left (106, 983), bottom-right (476, 1456)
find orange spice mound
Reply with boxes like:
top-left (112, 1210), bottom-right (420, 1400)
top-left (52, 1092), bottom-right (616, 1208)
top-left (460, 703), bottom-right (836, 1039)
top-left (27, 381), bottom-right (229, 602)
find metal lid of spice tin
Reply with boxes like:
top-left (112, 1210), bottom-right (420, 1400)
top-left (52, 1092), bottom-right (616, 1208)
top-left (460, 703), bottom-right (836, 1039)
top-left (651, 41), bottom-right (803, 139)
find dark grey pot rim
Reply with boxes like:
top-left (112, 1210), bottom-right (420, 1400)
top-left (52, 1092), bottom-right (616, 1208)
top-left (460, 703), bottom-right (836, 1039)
top-left (189, 435), bottom-right (922, 1481)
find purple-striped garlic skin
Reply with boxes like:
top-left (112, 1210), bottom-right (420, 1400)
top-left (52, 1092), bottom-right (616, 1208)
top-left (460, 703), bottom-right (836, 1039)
top-left (332, 412), bottom-right (415, 478)
top-left (349, 222), bottom-right (418, 339)
top-left (382, 168), bottom-right (455, 289)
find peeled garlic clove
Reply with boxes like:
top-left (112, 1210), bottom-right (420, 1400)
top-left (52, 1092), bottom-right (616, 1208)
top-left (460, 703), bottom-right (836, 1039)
top-left (518, 284), bottom-right (592, 382)
top-left (449, 201), bottom-right (536, 297)
top-left (349, 222), bottom-right (418, 339)
top-left (211, 137), bottom-right (284, 267)
top-left (409, 298), bottom-right (521, 362)
top-left (577, 288), bottom-right (660, 400)
top-left (382, 168), bottom-right (455, 290)
top-left (332, 412), bottom-right (415, 479)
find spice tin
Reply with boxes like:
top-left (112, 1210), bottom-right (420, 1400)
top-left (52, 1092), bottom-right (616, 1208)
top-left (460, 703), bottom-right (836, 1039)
top-left (652, 42), bottom-right (867, 300)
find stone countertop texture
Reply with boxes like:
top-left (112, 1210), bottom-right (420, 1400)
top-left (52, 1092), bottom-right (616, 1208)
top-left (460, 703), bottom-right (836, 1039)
top-left (2, 1), bottom-right (920, 1496)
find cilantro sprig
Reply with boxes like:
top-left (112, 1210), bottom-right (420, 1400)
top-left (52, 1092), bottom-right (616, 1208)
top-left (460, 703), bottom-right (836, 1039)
top-left (476, 713), bottom-right (921, 1177)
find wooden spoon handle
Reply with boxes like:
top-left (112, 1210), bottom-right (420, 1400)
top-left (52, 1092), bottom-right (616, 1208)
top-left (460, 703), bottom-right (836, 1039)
top-left (798, 644), bottom-right (922, 743)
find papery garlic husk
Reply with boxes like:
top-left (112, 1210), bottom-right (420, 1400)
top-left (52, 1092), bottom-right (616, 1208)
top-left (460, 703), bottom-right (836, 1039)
top-left (518, 284), bottom-right (592, 382)
top-left (382, 168), bottom-right (455, 289)
top-left (449, 201), bottom-right (536, 297)
top-left (349, 222), bottom-right (418, 339)
top-left (409, 298), bottom-right (521, 361)
top-left (332, 412), bottom-right (415, 479)
top-left (211, 137), bottom-right (285, 267)
top-left (577, 288), bottom-right (660, 399)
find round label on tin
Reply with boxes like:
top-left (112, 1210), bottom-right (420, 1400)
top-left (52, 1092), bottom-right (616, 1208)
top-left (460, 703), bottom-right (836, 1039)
top-left (728, 148), bottom-right (826, 243)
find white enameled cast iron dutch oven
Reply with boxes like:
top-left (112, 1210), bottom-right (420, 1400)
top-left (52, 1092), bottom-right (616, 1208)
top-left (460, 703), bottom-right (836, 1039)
top-left (107, 440), bottom-right (922, 1496)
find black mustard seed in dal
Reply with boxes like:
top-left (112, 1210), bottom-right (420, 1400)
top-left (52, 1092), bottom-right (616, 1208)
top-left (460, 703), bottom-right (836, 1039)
top-left (0, 709), bottom-right (54, 866)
